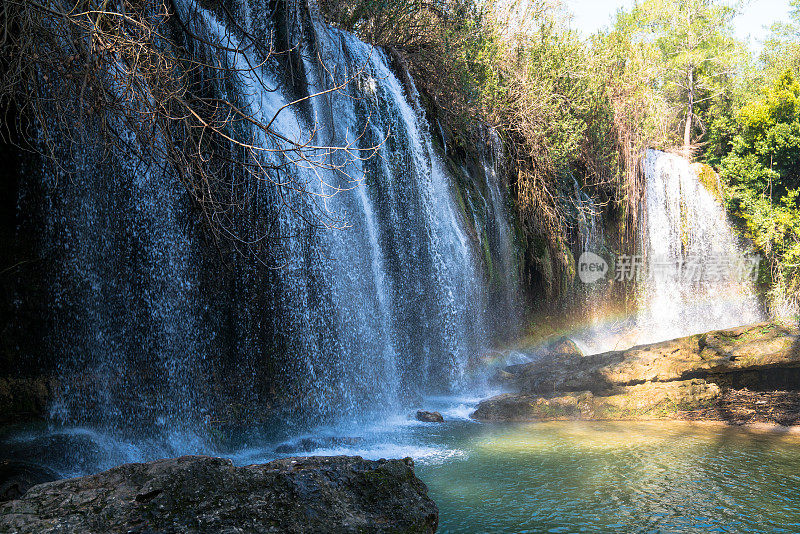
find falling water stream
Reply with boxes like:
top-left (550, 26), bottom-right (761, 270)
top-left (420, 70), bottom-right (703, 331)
top-left (8, 1), bottom-right (519, 437)
top-left (636, 150), bottom-right (763, 341)
top-left (2, 4), bottom-right (794, 533)
top-left (4, 0), bottom-right (512, 470)
top-left (572, 149), bottom-right (763, 355)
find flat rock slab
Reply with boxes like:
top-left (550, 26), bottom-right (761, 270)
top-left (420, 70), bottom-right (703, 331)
top-left (471, 379), bottom-right (721, 422)
top-left (0, 455), bottom-right (438, 534)
top-left (501, 322), bottom-right (800, 394)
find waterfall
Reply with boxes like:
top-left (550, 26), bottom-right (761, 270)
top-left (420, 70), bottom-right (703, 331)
top-left (572, 176), bottom-right (607, 327)
top-left (572, 149), bottom-right (763, 354)
top-left (573, 178), bottom-right (603, 257)
top-left (8, 0), bottom-right (500, 439)
top-left (635, 149), bottom-right (763, 343)
top-left (480, 128), bottom-right (521, 327)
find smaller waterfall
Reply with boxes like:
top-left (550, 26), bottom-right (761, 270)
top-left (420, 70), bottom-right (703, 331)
top-left (572, 149), bottom-right (763, 354)
top-left (636, 149), bottom-right (763, 342)
top-left (482, 128), bottom-right (520, 317)
top-left (573, 181), bottom-right (603, 257)
top-left (572, 176), bottom-right (608, 323)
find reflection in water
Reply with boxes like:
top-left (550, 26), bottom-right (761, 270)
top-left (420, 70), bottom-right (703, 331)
top-left (415, 421), bottom-right (800, 533)
top-left (5, 417), bottom-right (800, 533)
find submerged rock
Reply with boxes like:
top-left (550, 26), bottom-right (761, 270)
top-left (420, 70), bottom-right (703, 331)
top-left (0, 460), bottom-right (59, 502)
top-left (416, 410), bottom-right (444, 423)
top-left (273, 436), bottom-right (363, 454)
top-left (0, 455), bottom-right (438, 533)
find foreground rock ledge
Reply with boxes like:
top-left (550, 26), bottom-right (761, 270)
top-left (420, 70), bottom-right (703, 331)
top-left (474, 321), bottom-right (800, 424)
top-left (0, 455), bottom-right (438, 534)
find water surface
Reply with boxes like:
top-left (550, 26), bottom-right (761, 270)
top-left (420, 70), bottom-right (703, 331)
top-left (414, 420), bottom-right (800, 533)
top-left (5, 412), bottom-right (800, 533)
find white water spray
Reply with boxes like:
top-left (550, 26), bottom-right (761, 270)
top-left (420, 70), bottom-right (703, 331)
top-left (635, 150), bottom-right (763, 342)
top-left (574, 149), bottom-right (763, 354)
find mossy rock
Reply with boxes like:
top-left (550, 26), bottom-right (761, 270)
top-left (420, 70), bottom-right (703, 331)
top-left (692, 162), bottom-right (723, 203)
top-left (470, 379), bottom-right (721, 422)
top-left (500, 322), bottom-right (799, 395)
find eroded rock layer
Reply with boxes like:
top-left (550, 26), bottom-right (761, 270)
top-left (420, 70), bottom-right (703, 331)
top-left (475, 322), bottom-right (800, 424)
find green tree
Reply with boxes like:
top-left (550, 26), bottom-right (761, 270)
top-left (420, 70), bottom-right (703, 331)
top-left (624, 0), bottom-right (743, 148)
top-left (725, 71), bottom-right (800, 198)
top-left (720, 70), bottom-right (800, 316)
top-left (762, 0), bottom-right (800, 78)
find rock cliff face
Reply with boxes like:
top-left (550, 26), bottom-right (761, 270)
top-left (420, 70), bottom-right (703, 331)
top-left (474, 322), bottom-right (800, 424)
top-left (0, 455), bottom-right (439, 534)
top-left (0, 377), bottom-right (58, 424)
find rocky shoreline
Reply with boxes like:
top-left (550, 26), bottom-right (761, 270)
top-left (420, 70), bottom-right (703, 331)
top-left (0, 455), bottom-right (438, 533)
top-left (1, 321), bottom-right (797, 533)
top-left (472, 321), bottom-right (800, 426)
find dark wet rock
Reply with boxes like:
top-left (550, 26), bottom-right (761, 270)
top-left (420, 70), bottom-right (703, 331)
top-left (471, 379), bottom-right (720, 422)
top-left (0, 377), bottom-right (58, 424)
top-left (0, 455), bottom-right (439, 533)
top-left (415, 410), bottom-right (444, 423)
top-left (274, 436), bottom-right (363, 454)
top-left (0, 460), bottom-right (59, 502)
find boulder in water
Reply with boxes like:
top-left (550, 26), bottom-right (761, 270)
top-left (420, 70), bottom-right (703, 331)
top-left (474, 321), bottom-right (800, 424)
top-left (500, 322), bottom-right (799, 394)
top-left (416, 410), bottom-right (444, 423)
top-left (494, 336), bottom-right (584, 386)
top-left (273, 436), bottom-right (363, 454)
top-left (0, 455), bottom-right (439, 533)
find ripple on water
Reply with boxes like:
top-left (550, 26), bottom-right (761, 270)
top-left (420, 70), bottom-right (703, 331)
top-left (4, 419), bottom-right (800, 533)
top-left (414, 420), bottom-right (800, 534)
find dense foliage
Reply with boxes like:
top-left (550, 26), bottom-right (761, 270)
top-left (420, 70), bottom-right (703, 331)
top-left (321, 0), bottom-right (799, 317)
top-left (718, 72), bottom-right (800, 315)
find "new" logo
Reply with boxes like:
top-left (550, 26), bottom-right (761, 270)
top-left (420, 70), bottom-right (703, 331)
top-left (578, 251), bottom-right (608, 284)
